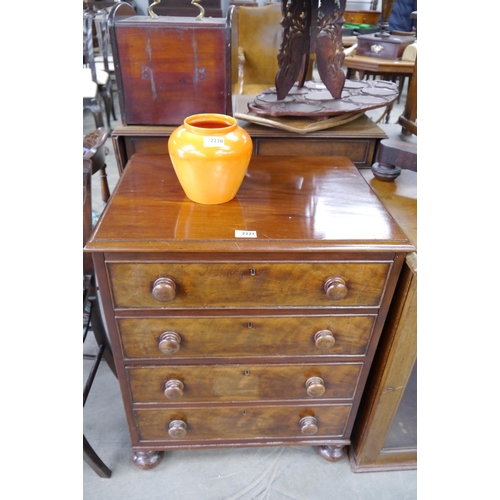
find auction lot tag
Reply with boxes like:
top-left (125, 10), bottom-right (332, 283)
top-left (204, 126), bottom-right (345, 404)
top-left (235, 230), bottom-right (257, 238)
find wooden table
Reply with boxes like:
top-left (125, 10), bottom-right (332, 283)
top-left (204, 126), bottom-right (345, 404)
top-left (85, 154), bottom-right (414, 470)
top-left (343, 54), bottom-right (415, 121)
top-left (111, 113), bottom-right (387, 174)
top-left (343, 54), bottom-right (414, 79)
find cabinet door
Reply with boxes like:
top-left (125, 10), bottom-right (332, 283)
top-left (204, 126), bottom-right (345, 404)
top-left (349, 254), bottom-right (417, 471)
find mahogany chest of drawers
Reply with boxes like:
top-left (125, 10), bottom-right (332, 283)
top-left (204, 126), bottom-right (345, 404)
top-left (85, 154), bottom-right (414, 470)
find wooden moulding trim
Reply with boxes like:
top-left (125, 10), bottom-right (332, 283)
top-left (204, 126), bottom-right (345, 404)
top-left (131, 438), bottom-right (352, 450)
top-left (130, 397), bottom-right (359, 409)
top-left (123, 355), bottom-right (369, 366)
top-left (110, 115), bottom-right (389, 139)
top-left (114, 305), bottom-right (379, 314)
top-left (348, 448), bottom-right (417, 472)
top-left (100, 251), bottom-right (398, 262)
top-left (85, 241), bottom-right (416, 254)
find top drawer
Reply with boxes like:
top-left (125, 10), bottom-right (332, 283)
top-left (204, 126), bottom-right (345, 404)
top-left (107, 262), bottom-right (391, 309)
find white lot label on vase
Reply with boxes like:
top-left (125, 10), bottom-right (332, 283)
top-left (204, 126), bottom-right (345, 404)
top-left (235, 230), bottom-right (257, 238)
top-left (204, 136), bottom-right (225, 147)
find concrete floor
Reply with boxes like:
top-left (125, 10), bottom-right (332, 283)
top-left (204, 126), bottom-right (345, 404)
top-left (83, 78), bottom-right (417, 499)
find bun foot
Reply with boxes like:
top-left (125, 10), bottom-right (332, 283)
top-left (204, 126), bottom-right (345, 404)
top-left (371, 162), bottom-right (401, 182)
top-left (133, 450), bottom-right (164, 470)
top-left (317, 445), bottom-right (347, 462)
top-left (371, 139), bottom-right (417, 182)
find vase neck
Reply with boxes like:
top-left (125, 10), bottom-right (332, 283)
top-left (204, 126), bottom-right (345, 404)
top-left (184, 114), bottom-right (237, 134)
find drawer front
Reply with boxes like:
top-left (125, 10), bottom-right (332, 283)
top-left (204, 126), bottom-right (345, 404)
top-left (135, 404), bottom-right (352, 441)
top-left (344, 12), bottom-right (381, 25)
top-left (255, 139), bottom-right (373, 164)
top-left (128, 363), bottom-right (363, 403)
top-left (108, 262), bottom-right (390, 309)
top-left (124, 137), bottom-right (375, 165)
top-left (130, 137), bottom-right (169, 156)
top-left (119, 315), bottom-right (376, 359)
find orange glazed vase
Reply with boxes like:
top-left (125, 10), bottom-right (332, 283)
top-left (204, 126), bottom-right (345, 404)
top-left (168, 113), bottom-right (253, 204)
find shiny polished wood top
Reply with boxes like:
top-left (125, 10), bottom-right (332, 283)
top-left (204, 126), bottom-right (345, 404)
top-left (361, 169), bottom-right (417, 250)
top-left (85, 154), bottom-right (414, 254)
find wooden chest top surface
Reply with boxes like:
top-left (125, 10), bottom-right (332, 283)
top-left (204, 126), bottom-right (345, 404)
top-left (85, 154), bottom-right (413, 254)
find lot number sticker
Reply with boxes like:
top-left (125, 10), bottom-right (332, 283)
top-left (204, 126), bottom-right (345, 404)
top-left (235, 230), bottom-right (257, 238)
top-left (204, 137), bottom-right (225, 147)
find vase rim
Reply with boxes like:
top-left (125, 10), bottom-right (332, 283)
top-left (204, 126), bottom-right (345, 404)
top-left (183, 113), bottom-right (237, 133)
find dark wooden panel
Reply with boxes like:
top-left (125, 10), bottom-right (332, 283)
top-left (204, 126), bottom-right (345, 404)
top-left (110, 11), bottom-right (236, 125)
top-left (255, 138), bottom-right (373, 163)
top-left (131, 137), bottom-right (169, 156)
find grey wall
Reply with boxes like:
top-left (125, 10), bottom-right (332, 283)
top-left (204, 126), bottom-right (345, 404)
top-left (133, 0), bottom-right (148, 15)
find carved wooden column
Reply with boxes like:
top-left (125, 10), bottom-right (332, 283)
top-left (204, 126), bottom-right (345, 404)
top-left (377, 0), bottom-right (395, 37)
top-left (276, 0), bottom-right (346, 100)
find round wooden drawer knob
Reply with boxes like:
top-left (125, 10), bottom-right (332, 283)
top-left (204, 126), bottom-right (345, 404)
top-left (158, 331), bottom-right (181, 354)
top-left (299, 416), bottom-right (318, 435)
top-left (324, 277), bottom-right (348, 300)
top-left (314, 329), bottom-right (336, 350)
top-left (164, 379), bottom-right (184, 399)
top-left (168, 420), bottom-right (187, 439)
top-left (305, 377), bottom-right (326, 397)
top-left (152, 277), bottom-right (176, 302)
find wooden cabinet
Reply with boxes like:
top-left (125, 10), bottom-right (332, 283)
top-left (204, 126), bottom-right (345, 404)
top-left (111, 114), bottom-right (387, 172)
top-left (349, 169), bottom-right (417, 471)
top-left (108, 5), bottom-right (237, 126)
top-left (356, 34), bottom-right (415, 59)
top-left (85, 154), bottom-right (414, 469)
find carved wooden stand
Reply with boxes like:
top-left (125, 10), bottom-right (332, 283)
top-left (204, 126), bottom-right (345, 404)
top-left (276, 0), bottom-right (346, 100)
